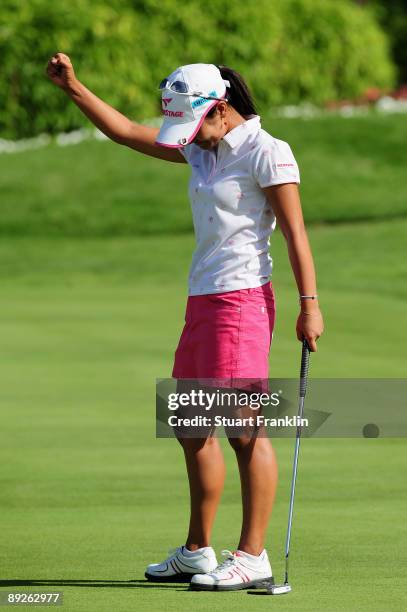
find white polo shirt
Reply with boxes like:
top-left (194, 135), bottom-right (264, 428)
top-left (179, 114), bottom-right (300, 296)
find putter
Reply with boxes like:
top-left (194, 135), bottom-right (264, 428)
top-left (248, 338), bottom-right (311, 596)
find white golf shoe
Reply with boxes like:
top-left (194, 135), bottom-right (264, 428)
top-left (145, 545), bottom-right (218, 582)
top-left (190, 548), bottom-right (273, 591)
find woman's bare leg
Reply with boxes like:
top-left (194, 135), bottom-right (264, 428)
top-left (228, 435), bottom-right (278, 556)
top-left (178, 437), bottom-right (226, 551)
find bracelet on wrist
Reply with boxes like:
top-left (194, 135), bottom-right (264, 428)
top-left (299, 294), bottom-right (318, 306)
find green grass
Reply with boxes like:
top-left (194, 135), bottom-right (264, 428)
top-left (1, 112), bottom-right (406, 237)
top-left (0, 221), bottom-right (406, 611)
top-left (1, 113), bottom-right (406, 609)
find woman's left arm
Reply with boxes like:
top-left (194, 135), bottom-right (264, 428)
top-left (262, 182), bottom-right (324, 351)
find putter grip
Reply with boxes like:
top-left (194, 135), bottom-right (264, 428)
top-left (299, 338), bottom-right (310, 397)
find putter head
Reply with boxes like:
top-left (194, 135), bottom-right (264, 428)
top-left (248, 579), bottom-right (292, 596)
top-left (269, 583), bottom-right (292, 595)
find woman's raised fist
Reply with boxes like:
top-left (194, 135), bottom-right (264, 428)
top-left (46, 52), bottom-right (77, 91)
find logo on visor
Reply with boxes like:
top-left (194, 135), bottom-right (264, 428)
top-left (191, 90), bottom-right (217, 110)
top-left (162, 110), bottom-right (184, 117)
top-left (162, 96), bottom-right (184, 116)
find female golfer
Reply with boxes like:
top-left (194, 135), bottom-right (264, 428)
top-left (47, 56), bottom-right (324, 591)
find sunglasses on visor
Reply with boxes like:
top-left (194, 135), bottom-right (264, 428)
top-left (158, 78), bottom-right (229, 102)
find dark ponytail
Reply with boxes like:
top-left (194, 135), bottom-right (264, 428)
top-left (215, 65), bottom-right (257, 117)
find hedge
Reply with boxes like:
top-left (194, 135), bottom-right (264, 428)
top-left (370, 0), bottom-right (407, 84)
top-left (0, 0), bottom-right (396, 139)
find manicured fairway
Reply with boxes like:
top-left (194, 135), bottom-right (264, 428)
top-left (1, 224), bottom-right (406, 611)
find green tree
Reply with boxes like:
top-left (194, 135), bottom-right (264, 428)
top-left (0, 0), bottom-right (397, 139)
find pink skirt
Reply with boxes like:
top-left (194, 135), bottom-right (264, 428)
top-left (172, 281), bottom-right (276, 385)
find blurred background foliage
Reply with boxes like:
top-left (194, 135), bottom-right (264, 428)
top-left (0, 0), bottom-right (401, 138)
top-left (368, 0), bottom-right (407, 83)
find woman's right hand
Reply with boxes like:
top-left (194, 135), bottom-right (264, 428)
top-left (46, 52), bottom-right (78, 92)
